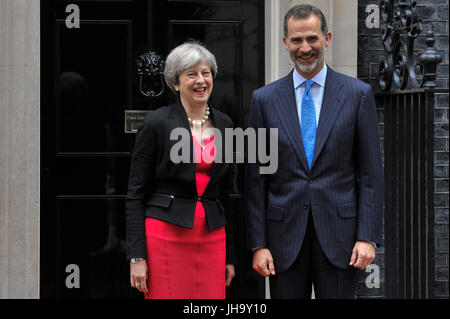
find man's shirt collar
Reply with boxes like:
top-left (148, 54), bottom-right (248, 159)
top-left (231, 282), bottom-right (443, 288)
top-left (293, 63), bottom-right (327, 89)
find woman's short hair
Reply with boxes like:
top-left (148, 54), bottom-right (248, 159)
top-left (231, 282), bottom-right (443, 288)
top-left (164, 41), bottom-right (218, 93)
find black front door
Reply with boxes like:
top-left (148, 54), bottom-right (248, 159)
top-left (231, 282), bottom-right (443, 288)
top-left (41, 0), bottom-right (265, 298)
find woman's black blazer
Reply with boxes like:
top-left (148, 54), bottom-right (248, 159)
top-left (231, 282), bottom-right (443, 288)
top-left (126, 99), bottom-right (238, 264)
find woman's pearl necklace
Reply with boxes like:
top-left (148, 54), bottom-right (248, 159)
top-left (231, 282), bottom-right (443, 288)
top-left (188, 106), bottom-right (210, 128)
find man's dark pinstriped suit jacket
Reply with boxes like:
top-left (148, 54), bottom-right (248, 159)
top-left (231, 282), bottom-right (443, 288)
top-left (245, 66), bottom-right (384, 272)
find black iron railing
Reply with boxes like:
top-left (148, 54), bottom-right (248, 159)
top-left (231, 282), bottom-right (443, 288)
top-left (376, 0), bottom-right (442, 299)
top-left (377, 89), bottom-right (436, 298)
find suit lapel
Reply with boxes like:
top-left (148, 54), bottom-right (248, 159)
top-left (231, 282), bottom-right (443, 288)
top-left (168, 99), bottom-right (197, 188)
top-left (204, 105), bottom-right (226, 192)
top-left (274, 71), bottom-right (309, 172)
top-left (311, 67), bottom-right (345, 169)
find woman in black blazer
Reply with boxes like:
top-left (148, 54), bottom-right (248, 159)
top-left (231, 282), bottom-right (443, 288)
top-left (126, 42), bottom-right (237, 298)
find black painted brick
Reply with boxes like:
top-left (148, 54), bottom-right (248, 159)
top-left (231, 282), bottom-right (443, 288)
top-left (435, 280), bottom-right (449, 296)
top-left (437, 6), bottom-right (449, 19)
top-left (416, 0), bottom-right (448, 5)
top-left (436, 93), bottom-right (449, 108)
top-left (436, 267), bottom-right (449, 281)
top-left (435, 237), bottom-right (449, 252)
top-left (422, 22), bottom-right (448, 34)
top-left (435, 193), bottom-right (449, 207)
top-left (435, 179), bottom-right (449, 192)
top-left (435, 165), bottom-right (448, 178)
top-left (435, 123), bottom-right (449, 137)
top-left (437, 35), bottom-right (449, 49)
top-left (434, 138), bottom-right (448, 151)
top-left (358, 35), bottom-right (370, 50)
top-left (435, 152), bottom-right (449, 166)
top-left (370, 36), bottom-right (383, 49)
top-left (358, 63), bottom-right (369, 78)
top-left (416, 6), bottom-right (438, 19)
top-left (435, 224), bottom-right (448, 237)
top-left (434, 109), bottom-right (448, 123)
top-left (436, 252), bottom-right (449, 266)
top-left (437, 64), bottom-right (449, 78)
top-left (436, 209), bottom-right (449, 223)
top-left (358, 0), bottom-right (379, 6)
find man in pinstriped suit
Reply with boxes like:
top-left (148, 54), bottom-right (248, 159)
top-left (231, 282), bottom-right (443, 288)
top-left (245, 4), bottom-right (384, 298)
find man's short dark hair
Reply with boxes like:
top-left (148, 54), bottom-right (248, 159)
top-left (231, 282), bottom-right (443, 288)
top-left (283, 4), bottom-right (328, 37)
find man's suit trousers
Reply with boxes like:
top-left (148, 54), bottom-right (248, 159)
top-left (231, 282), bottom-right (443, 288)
top-left (269, 212), bottom-right (357, 299)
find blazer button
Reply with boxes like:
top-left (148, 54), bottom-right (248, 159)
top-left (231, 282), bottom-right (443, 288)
top-left (303, 204), bottom-right (309, 210)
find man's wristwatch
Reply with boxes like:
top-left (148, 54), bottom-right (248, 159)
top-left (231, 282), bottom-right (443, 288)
top-left (130, 258), bottom-right (145, 264)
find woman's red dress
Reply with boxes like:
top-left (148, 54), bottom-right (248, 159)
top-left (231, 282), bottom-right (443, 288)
top-left (144, 135), bottom-right (226, 299)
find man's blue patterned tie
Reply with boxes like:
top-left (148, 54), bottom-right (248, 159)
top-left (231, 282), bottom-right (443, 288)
top-left (301, 80), bottom-right (316, 169)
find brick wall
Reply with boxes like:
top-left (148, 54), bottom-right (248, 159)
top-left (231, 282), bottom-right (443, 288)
top-left (357, 0), bottom-right (449, 298)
